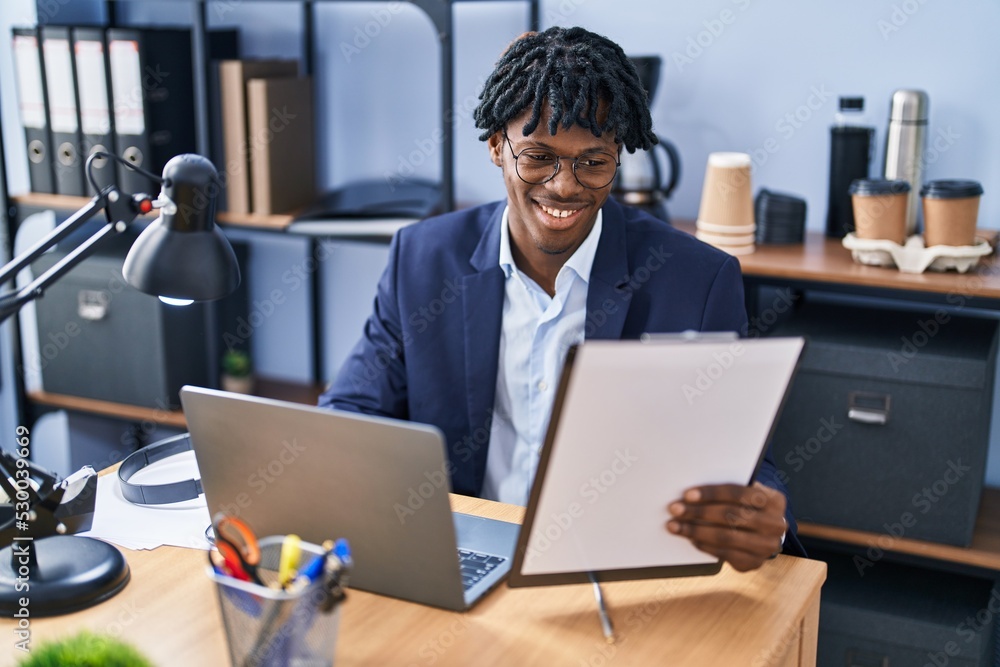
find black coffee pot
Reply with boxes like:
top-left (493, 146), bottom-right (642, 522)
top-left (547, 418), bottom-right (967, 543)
top-left (613, 56), bottom-right (681, 223)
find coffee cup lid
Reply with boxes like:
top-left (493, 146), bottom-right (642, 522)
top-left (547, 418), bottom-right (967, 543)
top-left (848, 179), bottom-right (911, 196)
top-left (919, 179), bottom-right (984, 199)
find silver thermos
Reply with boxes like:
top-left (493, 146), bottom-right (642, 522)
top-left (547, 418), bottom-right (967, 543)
top-left (883, 89), bottom-right (929, 236)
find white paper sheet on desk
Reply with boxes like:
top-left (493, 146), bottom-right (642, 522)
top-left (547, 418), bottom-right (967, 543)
top-left (78, 451), bottom-right (211, 551)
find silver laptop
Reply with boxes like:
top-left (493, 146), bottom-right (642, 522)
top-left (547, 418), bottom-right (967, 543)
top-left (180, 386), bottom-right (519, 611)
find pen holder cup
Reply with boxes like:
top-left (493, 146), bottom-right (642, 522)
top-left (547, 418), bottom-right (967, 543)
top-left (209, 536), bottom-right (345, 667)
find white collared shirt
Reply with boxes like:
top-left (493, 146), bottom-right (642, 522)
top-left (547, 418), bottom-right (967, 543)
top-left (481, 206), bottom-right (603, 505)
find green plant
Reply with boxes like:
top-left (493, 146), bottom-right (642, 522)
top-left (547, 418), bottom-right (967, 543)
top-left (222, 348), bottom-right (252, 377)
top-left (18, 631), bottom-right (153, 667)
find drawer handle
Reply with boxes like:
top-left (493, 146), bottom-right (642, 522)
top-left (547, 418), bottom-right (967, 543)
top-left (77, 289), bottom-right (110, 321)
top-left (847, 391), bottom-right (891, 426)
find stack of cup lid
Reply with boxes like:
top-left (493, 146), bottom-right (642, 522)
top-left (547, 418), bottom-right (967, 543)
top-left (754, 189), bottom-right (807, 245)
top-left (695, 152), bottom-right (755, 255)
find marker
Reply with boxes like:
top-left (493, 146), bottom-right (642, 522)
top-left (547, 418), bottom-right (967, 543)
top-left (287, 540), bottom-right (334, 594)
top-left (278, 534), bottom-right (302, 589)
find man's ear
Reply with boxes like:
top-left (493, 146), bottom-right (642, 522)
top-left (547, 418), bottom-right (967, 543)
top-left (487, 132), bottom-right (504, 168)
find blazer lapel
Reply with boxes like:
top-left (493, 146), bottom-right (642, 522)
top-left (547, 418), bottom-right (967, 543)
top-left (463, 207), bottom-right (506, 487)
top-left (586, 198), bottom-right (633, 340)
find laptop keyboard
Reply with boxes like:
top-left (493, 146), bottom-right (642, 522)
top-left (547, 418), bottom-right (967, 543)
top-left (458, 549), bottom-right (507, 591)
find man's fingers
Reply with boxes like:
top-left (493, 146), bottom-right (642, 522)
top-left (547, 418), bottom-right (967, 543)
top-left (667, 501), bottom-right (785, 535)
top-left (676, 482), bottom-right (784, 514)
top-left (669, 523), bottom-right (782, 571)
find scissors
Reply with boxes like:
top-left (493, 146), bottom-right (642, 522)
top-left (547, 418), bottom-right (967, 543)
top-left (212, 513), bottom-right (262, 584)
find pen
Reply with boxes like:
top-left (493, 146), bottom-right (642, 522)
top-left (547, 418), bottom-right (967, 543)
top-left (588, 572), bottom-right (615, 644)
top-left (278, 534), bottom-right (302, 589)
top-left (333, 538), bottom-right (352, 582)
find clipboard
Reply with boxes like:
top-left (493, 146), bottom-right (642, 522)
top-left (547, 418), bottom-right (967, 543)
top-left (508, 334), bottom-right (805, 587)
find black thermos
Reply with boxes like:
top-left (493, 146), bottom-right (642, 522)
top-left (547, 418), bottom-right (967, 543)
top-left (826, 96), bottom-right (875, 238)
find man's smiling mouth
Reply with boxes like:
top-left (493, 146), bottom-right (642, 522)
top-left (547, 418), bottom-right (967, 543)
top-left (538, 203), bottom-right (582, 219)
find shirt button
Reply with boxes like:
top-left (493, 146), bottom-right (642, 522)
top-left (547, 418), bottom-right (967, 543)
top-left (538, 381), bottom-right (548, 391)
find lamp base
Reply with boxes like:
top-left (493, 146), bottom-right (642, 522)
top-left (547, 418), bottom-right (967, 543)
top-left (0, 535), bottom-right (130, 617)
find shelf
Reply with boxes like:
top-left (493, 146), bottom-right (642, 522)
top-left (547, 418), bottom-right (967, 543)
top-left (216, 210), bottom-right (295, 231)
top-left (674, 220), bottom-right (1000, 303)
top-left (13, 192), bottom-right (95, 212)
top-left (12, 193), bottom-right (297, 232)
top-left (26, 390), bottom-right (187, 428)
top-left (25, 376), bottom-right (325, 428)
top-left (798, 487), bottom-right (1000, 571)
top-left (12, 193), bottom-right (427, 239)
top-left (286, 216), bottom-right (421, 239)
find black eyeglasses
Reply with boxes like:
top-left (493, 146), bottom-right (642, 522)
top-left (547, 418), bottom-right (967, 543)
top-left (503, 132), bottom-right (621, 190)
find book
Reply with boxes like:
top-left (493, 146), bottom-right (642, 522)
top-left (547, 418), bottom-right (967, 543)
top-left (219, 59), bottom-right (298, 214)
top-left (246, 75), bottom-right (315, 215)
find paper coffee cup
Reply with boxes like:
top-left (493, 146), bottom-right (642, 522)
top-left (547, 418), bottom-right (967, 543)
top-left (697, 152), bottom-right (755, 230)
top-left (921, 180), bottom-right (984, 247)
top-left (849, 179), bottom-right (910, 245)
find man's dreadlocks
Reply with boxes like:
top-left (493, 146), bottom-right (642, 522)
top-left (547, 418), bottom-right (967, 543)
top-left (473, 26), bottom-right (657, 153)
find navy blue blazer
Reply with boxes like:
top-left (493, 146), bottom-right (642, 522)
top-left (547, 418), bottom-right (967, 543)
top-left (320, 197), bottom-right (804, 555)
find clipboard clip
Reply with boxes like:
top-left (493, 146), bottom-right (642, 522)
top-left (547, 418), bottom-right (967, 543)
top-left (640, 330), bottom-right (739, 344)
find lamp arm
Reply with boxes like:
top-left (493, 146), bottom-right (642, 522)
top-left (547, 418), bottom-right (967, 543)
top-left (0, 221), bottom-right (126, 324)
top-left (0, 186), bottom-right (159, 322)
top-left (0, 194), bottom-right (106, 286)
top-left (0, 186), bottom-right (153, 324)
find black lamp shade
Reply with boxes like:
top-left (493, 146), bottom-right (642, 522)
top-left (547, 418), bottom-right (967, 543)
top-left (124, 220), bottom-right (240, 300)
top-left (123, 154), bottom-right (241, 301)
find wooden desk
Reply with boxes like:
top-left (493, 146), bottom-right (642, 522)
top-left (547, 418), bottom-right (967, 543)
top-left (0, 496), bottom-right (825, 667)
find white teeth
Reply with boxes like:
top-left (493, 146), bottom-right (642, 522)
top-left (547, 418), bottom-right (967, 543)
top-left (540, 204), bottom-right (579, 218)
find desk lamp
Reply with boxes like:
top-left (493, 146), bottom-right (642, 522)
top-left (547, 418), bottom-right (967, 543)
top-left (0, 152), bottom-right (241, 616)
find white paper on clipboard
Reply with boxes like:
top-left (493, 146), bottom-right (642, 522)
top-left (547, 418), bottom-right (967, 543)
top-left (516, 335), bottom-right (804, 579)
